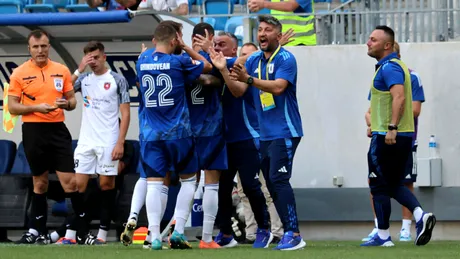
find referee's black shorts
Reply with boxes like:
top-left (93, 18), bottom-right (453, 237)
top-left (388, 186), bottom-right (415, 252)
top-left (22, 122), bottom-right (75, 176)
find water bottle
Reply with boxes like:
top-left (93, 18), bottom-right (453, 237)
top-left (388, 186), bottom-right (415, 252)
top-left (429, 135), bottom-right (438, 158)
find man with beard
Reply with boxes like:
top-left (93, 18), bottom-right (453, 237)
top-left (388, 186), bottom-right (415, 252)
top-left (120, 20), bottom-right (184, 249)
top-left (360, 25), bottom-right (435, 247)
top-left (210, 15), bottom-right (306, 251)
top-left (136, 23), bottom-right (211, 250)
top-left (207, 32), bottom-right (272, 249)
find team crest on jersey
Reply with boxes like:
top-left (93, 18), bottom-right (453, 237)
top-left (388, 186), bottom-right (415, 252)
top-left (104, 82), bottom-right (111, 90)
top-left (54, 78), bottom-right (63, 92)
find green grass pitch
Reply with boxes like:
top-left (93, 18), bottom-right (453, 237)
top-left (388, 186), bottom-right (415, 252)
top-left (2, 241), bottom-right (460, 259)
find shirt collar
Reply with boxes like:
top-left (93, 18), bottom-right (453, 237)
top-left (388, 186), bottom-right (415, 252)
top-left (28, 58), bottom-right (51, 70)
top-left (376, 52), bottom-right (399, 67)
top-left (260, 44), bottom-right (281, 62)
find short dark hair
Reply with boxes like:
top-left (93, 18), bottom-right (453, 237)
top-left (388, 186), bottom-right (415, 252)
top-left (375, 25), bottom-right (395, 43)
top-left (27, 29), bottom-right (49, 44)
top-left (241, 42), bottom-right (258, 50)
top-left (217, 31), bottom-right (238, 46)
top-left (83, 41), bottom-right (105, 54)
top-left (193, 22), bottom-right (215, 37)
top-left (160, 20), bottom-right (183, 34)
top-left (258, 15), bottom-right (282, 32)
top-left (154, 24), bottom-right (177, 44)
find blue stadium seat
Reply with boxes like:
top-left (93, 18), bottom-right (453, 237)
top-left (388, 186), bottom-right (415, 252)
top-left (24, 0), bottom-right (68, 13)
top-left (0, 140), bottom-right (17, 174)
top-left (10, 142), bottom-right (31, 174)
top-left (188, 0), bottom-right (195, 13)
top-left (0, 0), bottom-right (24, 13)
top-left (224, 16), bottom-right (243, 45)
top-left (250, 7), bottom-right (270, 15)
top-left (204, 0), bottom-right (234, 31)
top-left (224, 16), bottom-right (243, 34)
top-left (189, 17), bottom-right (216, 28)
top-left (65, 0), bottom-right (98, 12)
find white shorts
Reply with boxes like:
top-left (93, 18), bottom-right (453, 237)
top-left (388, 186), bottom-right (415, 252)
top-left (74, 144), bottom-right (119, 176)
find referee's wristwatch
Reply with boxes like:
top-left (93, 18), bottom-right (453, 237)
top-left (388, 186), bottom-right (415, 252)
top-left (246, 76), bottom-right (254, 85)
top-left (388, 124), bottom-right (398, 131)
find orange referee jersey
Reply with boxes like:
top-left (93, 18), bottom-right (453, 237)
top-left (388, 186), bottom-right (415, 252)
top-left (8, 59), bottom-right (73, 123)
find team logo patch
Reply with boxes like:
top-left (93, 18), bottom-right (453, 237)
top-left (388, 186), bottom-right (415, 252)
top-left (54, 78), bottom-right (63, 92)
top-left (104, 82), bottom-right (111, 90)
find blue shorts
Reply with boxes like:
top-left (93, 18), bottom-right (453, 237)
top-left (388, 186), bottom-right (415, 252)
top-left (367, 135), bottom-right (413, 188)
top-left (195, 135), bottom-right (228, 170)
top-left (402, 145), bottom-right (418, 183)
top-left (260, 137), bottom-right (301, 183)
top-left (140, 137), bottom-right (199, 178)
top-left (139, 161), bottom-right (146, 179)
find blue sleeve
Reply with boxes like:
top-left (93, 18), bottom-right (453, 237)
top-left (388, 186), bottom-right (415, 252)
top-left (294, 0), bottom-right (311, 12)
top-left (411, 73), bottom-right (425, 102)
top-left (226, 57), bottom-right (236, 70)
top-left (200, 51), bottom-right (212, 64)
top-left (245, 52), bottom-right (259, 77)
top-left (381, 62), bottom-right (405, 90)
top-left (178, 55), bottom-right (204, 82)
top-left (367, 90), bottom-right (371, 101)
top-left (274, 53), bottom-right (296, 85)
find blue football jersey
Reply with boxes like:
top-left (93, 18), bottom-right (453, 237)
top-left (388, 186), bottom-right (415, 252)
top-left (137, 51), bottom-right (204, 141)
top-left (245, 48), bottom-right (303, 141)
top-left (185, 51), bottom-right (224, 137)
top-left (220, 57), bottom-right (260, 143)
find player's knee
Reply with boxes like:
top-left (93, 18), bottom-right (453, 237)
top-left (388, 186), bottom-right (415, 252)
top-left (60, 174), bottom-right (77, 193)
top-left (204, 170), bottom-right (220, 184)
top-left (180, 174), bottom-right (196, 183)
top-left (33, 178), bottom-right (49, 194)
top-left (100, 180), bottom-right (116, 191)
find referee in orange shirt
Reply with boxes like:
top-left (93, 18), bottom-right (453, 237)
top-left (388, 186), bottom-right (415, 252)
top-left (8, 29), bottom-right (85, 245)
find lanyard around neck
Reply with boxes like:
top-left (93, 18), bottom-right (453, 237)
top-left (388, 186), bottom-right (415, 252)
top-left (258, 44), bottom-right (281, 80)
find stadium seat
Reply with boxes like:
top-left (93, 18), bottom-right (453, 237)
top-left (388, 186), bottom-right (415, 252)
top-left (0, 140), bottom-right (17, 174)
top-left (188, 0), bottom-right (195, 13)
top-left (204, 0), bottom-right (234, 31)
top-left (250, 7), bottom-right (270, 15)
top-left (65, 0), bottom-right (98, 12)
top-left (0, 0), bottom-right (24, 13)
top-left (24, 0), bottom-right (68, 13)
top-left (10, 142), bottom-right (31, 175)
top-left (189, 17), bottom-right (216, 28)
top-left (224, 16), bottom-right (243, 34)
top-left (224, 16), bottom-right (243, 45)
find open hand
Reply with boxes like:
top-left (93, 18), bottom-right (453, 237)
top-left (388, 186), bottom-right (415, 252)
top-left (209, 47), bottom-right (227, 70)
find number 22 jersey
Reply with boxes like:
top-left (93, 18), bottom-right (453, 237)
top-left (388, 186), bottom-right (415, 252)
top-left (137, 51), bottom-right (204, 141)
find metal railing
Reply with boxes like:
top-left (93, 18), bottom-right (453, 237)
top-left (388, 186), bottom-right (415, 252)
top-left (317, 0), bottom-right (460, 45)
top-left (186, 0), bottom-right (460, 45)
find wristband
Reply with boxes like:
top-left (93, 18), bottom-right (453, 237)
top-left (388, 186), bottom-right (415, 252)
top-left (74, 69), bottom-right (81, 76)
